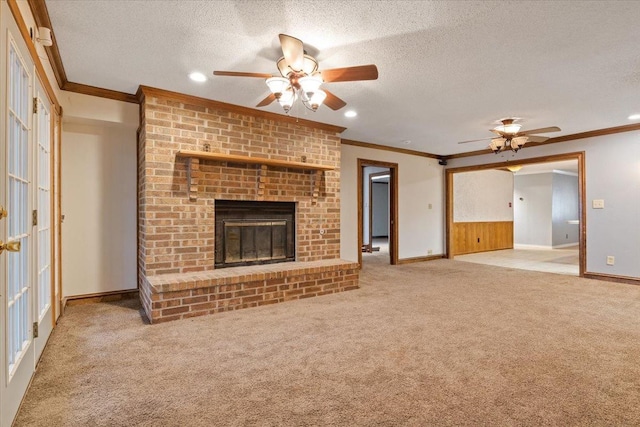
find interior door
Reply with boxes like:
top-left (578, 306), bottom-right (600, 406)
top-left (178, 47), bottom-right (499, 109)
top-left (33, 77), bottom-right (53, 359)
top-left (1, 31), bottom-right (35, 427)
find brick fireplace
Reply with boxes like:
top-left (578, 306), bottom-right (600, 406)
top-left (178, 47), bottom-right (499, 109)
top-left (136, 86), bottom-right (359, 323)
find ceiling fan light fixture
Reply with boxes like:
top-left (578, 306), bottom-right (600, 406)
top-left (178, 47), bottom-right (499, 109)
top-left (278, 88), bottom-right (297, 112)
top-left (276, 54), bottom-right (319, 77)
top-left (495, 123), bottom-right (522, 134)
top-left (302, 54), bottom-right (319, 75)
top-left (308, 89), bottom-right (327, 111)
top-left (512, 136), bottom-right (528, 148)
top-left (265, 77), bottom-right (289, 99)
top-left (490, 137), bottom-right (506, 153)
top-left (299, 75), bottom-right (323, 98)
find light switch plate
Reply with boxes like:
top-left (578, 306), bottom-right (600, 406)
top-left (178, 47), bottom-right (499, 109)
top-left (592, 199), bottom-right (605, 209)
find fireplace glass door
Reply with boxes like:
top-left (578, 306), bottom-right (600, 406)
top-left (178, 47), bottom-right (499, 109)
top-left (223, 220), bottom-right (288, 264)
top-left (215, 201), bottom-right (295, 268)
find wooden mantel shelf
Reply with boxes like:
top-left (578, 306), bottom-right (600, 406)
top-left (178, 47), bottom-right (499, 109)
top-left (176, 150), bottom-right (335, 171)
top-left (177, 150), bottom-right (332, 202)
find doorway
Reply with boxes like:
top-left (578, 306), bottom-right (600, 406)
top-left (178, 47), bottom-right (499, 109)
top-left (357, 159), bottom-right (398, 266)
top-left (446, 152), bottom-right (585, 276)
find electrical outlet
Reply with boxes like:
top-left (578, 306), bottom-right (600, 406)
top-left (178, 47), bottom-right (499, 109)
top-left (428, 249), bottom-right (433, 255)
top-left (428, 203), bottom-right (432, 209)
top-left (606, 256), bottom-right (615, 266)
top-left (592, 199), bottom-right (605, 209)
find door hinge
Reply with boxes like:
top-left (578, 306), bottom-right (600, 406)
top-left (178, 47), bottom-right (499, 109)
top-left (32, 209), bottom-right (38, 226)
top-left (33, 322), bottom-right (39, 338)
top-left (33, 97), bottom-right (38, 114)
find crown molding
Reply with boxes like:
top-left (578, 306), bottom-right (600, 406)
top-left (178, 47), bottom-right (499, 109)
top-left (444, 123), bottom-right (640, 160)
top-left (341, 139), bottom-right (440, 159)
top-left (63, 81), bottom-right (138, 103)
top-left (7, 0), bottom-right (60, 113)
top-left (27, 0), bottom-right (138, 104)
top-left (137, 85), bottom-right (347, 134)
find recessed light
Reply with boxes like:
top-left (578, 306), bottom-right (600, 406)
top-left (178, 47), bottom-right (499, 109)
top-left (344, 110), bottom-right (357, 118)
top-left (628, 113), bottom-right (640, 120)
top-left (189, 72), bottom-right (207, 82)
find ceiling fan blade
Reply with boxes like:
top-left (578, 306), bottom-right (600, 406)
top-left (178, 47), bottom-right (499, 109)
top-left (256, 93), bottom-right (276, 107)
top-left (320, 65), bottom-right (379, 82)
top-left (520, 126), bottom-right (561, 135)
top-left (457, 137), bottom-right (494, 144)
top-left (322, 89), bottom-right (347, 110)
top-left (526, 135), bottom-right (550, 143)
top-left (213, 71), bottom-right (273, 78)
top-left (279, 34), bottom-right (304, 73)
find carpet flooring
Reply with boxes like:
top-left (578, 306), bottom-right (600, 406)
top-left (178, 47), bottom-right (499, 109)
top-left (14, 256), bottom-right (640, 426)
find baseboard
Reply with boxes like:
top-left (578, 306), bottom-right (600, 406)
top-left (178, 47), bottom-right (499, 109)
top-left (553, 242), bottom-right (580, 249)
top-left (583, 272), bottom-right (640, 286)
top-left (514, 244), bottom-right (552, 250)
top-left (397, 254), bottom-right (445, 265)
top-left (454, 247), bottom-right (513, 256)
top-left (64, 289), bottom-right (139, 308)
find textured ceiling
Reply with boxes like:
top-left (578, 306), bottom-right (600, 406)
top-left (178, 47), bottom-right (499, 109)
top-left (45, 0), bottom-right (640, 155)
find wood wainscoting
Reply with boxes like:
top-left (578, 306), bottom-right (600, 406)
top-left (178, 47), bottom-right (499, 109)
top-left (452, 221), bottom-right (513, 255)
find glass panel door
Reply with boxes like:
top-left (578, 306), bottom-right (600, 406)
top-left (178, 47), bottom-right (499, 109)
top-left (2, 32), bottom-right (35, 427)
top-left (34, 78), bottom-right (53, 360)
top-left (6, 36), bottom-right (31, 380)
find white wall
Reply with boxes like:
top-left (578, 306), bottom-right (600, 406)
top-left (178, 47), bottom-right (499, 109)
top-left (453, 170), bottom-right (513, 222)
top-left (61, 92), bottom-right (138, 297)
top-left (341, 144), bottom-right (444, 261)
top-left (447, 131), bottom-right (640, 278)
top-left (514, 173), bottom-right (553, 247)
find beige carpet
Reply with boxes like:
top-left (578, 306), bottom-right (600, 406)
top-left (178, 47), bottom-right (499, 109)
top-left (14, 257), bottom-right (640, 426)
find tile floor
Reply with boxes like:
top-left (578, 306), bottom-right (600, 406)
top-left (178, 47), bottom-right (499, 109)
top-left (363, 238), bottom-right (579, 276)
top-left (455, 246), bottom-right (579, 276)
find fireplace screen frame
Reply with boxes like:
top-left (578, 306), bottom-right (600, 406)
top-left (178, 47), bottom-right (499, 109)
top-left (215, 200), bottom-right (296, 268)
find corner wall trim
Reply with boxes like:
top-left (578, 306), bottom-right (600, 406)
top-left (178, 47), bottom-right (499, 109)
top-left (583, 272), bottom-right (640, 286)
top-left (397, 254), bottom-right (445, 265)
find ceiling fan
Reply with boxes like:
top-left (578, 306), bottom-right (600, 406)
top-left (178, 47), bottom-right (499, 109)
top-left (213, 34), bottom-right (378, 113)
top-left (458, 118), bottom-right (561, 153)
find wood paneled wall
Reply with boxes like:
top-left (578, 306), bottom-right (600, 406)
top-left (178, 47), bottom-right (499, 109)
top-left (452, 221), bottom-right (513, 255)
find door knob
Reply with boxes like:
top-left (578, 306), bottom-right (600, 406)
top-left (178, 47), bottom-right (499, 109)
top-left (0, 240), bottom-right (21, 255)
top-left (0, 206), bottom-right (6, 220)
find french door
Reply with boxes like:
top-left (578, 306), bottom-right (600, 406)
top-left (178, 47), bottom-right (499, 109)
top-left (1, 20), bottom-right (54, 426)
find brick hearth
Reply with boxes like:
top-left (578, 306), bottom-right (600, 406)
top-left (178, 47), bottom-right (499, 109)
top-left (136, 86), bottom-right (359, 323)
top-left (140, 259), bottom-right (359, 323)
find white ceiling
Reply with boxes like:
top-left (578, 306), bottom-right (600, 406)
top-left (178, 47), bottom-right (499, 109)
top-left (45, 1), bottom-right (640, 156)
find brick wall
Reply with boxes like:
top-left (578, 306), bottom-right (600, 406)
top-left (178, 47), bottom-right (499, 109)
top-left (137, 86), bottom-right (346, 296)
